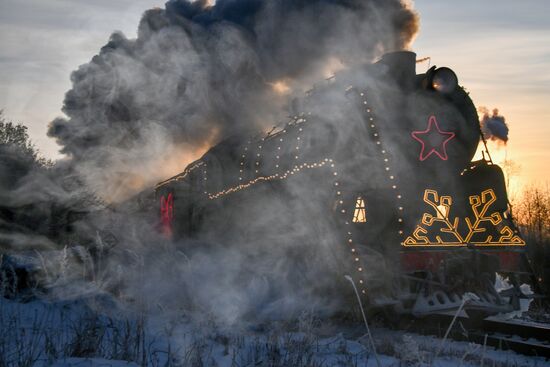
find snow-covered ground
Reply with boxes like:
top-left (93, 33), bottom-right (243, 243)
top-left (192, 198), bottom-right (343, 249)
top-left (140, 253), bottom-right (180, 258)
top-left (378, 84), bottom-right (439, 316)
top-left (1, 294), bottom-right (548, 367)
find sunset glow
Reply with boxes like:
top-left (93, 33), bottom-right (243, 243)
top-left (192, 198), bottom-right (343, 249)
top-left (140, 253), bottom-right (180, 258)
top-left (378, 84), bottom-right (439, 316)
top-left (414, 0), bottom-right (550, 191)
top-left (269, 80), bottom-right (292, 95)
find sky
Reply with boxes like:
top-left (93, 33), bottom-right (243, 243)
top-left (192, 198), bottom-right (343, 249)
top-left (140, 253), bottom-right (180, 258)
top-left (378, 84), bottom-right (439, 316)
top-left (0, 0), bottom-right (549, 192)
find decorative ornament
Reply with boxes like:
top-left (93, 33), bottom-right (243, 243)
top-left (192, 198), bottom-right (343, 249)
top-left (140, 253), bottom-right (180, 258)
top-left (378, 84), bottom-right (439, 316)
top-left (411, 115), bottom-right (456, 161)
top-left (403, 189), bottom-right (525, 247)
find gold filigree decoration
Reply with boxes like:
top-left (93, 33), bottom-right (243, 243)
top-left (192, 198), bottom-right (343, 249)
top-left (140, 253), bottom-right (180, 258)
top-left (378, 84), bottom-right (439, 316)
top-left (403, 189), bottom-right (525, 247)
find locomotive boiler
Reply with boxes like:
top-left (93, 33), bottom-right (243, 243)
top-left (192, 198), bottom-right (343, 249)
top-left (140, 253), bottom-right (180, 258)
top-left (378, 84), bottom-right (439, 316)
top-left (155, 51), bottom-right (531, 319)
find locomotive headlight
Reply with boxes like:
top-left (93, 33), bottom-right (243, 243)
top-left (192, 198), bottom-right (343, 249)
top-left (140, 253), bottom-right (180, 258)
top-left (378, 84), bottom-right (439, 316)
top-left (431, 67), bottom-right (458, 94)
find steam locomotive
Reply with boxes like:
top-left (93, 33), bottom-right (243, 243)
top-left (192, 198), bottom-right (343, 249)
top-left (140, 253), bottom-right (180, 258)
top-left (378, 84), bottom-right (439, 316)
top-left (155, 51), bottom-right (531, 319)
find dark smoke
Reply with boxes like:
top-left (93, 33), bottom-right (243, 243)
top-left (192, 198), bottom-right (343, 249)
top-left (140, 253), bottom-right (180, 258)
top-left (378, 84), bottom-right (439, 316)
top-left (16, 0), bottom-right (422, 326)
top-left (479, 107), bottom-right (509, 143)
top-left (48, 0), bottom-right (419, 201)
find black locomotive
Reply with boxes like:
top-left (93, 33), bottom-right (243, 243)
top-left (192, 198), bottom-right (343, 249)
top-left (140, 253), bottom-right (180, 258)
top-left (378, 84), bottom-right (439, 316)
top-left (155, 51), bottom-right (531, 318)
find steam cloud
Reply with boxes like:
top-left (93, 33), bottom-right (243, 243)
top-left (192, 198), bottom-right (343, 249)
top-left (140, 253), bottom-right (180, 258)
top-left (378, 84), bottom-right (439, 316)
top-left (0, 0), bottom-right (423, 326)
top-left (47, 0), bottom-right (419, 201)
top-left (479, 107), bottom-right (509, 143)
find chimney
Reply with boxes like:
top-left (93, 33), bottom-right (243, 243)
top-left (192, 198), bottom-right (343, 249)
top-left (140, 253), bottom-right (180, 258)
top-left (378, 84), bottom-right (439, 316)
top-left (377, 51), bottom-right (417, 90)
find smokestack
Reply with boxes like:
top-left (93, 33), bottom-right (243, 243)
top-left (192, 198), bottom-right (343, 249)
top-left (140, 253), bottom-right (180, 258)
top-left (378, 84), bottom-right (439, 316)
top-left (377, 51), bottom-right (417, 90)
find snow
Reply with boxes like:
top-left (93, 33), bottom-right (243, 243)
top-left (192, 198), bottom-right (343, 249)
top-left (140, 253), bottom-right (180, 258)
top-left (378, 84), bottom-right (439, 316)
top-left (1, 295), bottom-right (549, 367)
top-left (491, 274), bottom-right (535, 321)
top-left (48, 359), bottom-right (139, 367)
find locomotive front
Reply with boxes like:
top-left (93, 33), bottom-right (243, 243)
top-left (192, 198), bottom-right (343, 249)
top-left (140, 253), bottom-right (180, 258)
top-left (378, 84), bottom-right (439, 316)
top-left (354, 51), bottom-right (530, 318)
top-left (155, 51), bottom-right (531, 320)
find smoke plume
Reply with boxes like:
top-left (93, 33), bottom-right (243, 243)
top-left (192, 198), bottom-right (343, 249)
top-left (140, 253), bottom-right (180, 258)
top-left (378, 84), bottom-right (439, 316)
top-left (479, 107), bottom-right (509, 143)
top-left (6, 0), bottom-right (423, 326)
top-left (47, 0), bottom-right (419, 201)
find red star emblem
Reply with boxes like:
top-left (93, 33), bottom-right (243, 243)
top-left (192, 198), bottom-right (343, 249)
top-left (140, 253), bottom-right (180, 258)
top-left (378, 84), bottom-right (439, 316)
top-left (411, 115), bottom-right (456, 161)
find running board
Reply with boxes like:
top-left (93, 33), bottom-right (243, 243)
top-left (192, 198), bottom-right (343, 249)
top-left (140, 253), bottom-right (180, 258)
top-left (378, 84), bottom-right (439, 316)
top-left (411, 290), bottom-right (516, 317)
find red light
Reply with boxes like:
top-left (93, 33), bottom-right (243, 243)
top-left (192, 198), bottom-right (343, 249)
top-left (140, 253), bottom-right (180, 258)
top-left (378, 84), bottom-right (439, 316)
top-left (160, 193), bottom-right (174, 237)
top-left (411, 115), bottom-right (455, 161)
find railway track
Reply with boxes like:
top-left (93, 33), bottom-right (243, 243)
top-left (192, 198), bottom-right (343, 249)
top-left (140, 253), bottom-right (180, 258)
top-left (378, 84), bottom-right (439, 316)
top-left (476, 319), bottom-right (550, 358)
top-left (402, 315), bottom-right (550, 358)
top-left (482, 318), bottom-right (550, 344)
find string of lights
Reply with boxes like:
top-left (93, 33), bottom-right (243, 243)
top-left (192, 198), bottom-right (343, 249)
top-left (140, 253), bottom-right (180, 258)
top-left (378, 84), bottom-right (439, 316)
top-left (255, 139), bottom-right (263, 174)
top-left (200, 85), bottom-right (405, 297)
top-left (403, 188), bottom-right (526, 247)
top-left (358, 90), bottom-right (405, 241)
top-left (155, 161), bottom-right (204, 188)
top-left (207, 158), bottom-right (334, 200)
top-left (338, 88), bottom-right (404, 294)
top-left (238, 139), bottom-right (252, 182)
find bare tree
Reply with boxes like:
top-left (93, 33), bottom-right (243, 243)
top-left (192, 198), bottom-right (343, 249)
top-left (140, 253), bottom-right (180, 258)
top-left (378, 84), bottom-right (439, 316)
top-left (513, 184), bottom-right (550, 294)
top-left (0, 110), bottom-right (51, 169)
top-left (515, 185), bottom-right (550, 243)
